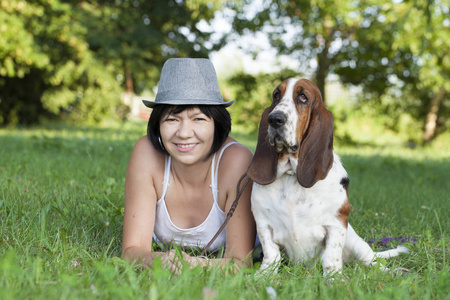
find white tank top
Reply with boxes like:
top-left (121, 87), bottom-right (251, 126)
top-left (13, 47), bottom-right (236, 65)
top-left (153, 142), bottom-right (239, 252)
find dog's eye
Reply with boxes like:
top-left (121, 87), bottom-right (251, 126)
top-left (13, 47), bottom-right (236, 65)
top-left (297, 93), bottom-right (308, 104)
top-left (273, 91), bottom-right (281, 102)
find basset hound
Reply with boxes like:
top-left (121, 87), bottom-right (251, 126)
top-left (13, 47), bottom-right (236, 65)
top-left (248, 78), bottom-right (408, 276)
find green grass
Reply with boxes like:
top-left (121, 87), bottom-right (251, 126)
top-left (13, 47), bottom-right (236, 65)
top-left (1, 120), bottom-right (449, 299)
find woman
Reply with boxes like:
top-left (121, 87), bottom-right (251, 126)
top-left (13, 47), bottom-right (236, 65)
top-left (121, 58), bottom-right (256, 273)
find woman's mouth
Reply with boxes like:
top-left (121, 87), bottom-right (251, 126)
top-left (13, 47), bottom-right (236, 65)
top-left (175, 143), bottom-right (198, 152)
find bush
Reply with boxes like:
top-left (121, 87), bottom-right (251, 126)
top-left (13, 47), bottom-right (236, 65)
top-left (225, 69), bottom-right (298, 134)
top-left (0, 0), bottom-right (126, 126)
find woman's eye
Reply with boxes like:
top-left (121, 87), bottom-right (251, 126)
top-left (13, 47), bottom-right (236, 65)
top-left (297, 93), bottom-right (308, 104)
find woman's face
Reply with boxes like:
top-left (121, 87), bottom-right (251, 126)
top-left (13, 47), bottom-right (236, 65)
top-left (159, 107), bottom-right (215, 165)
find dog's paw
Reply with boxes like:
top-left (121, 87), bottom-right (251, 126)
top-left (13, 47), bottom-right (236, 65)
top-left (325, 275), bottom-right (348, 286)
top-left (255, 265), bottom-right (279, 279)
top-left (323, 269), bottom-right (346, 285)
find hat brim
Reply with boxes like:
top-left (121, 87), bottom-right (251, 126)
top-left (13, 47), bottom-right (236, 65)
top-left (142, 99), bottom-right (234, 108)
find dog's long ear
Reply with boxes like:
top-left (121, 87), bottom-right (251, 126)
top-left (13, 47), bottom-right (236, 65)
top-left (297, 87), bottom-right (334, 188)
top-left (247, 106), bottom-right (277, 185)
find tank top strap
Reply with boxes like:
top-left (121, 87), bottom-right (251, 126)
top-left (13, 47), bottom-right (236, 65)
top-left (209, 152), bottom-right (218, 199)
top-left (210, 141), bottom-right (240, 203)
top-left (160, 155), bottom-right (171, 200)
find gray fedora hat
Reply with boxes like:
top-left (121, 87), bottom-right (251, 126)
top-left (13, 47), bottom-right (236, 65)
top-left (142, 58), bottom-right (234, 108)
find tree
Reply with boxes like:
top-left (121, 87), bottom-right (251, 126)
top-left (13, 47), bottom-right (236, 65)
top-left (0, 0), bottom-right (123, 125)
top-left (77, 0), bottom-right (222, 102)
top-left (389, 0), bottom-right (448, 143)
top-left (334, 0), bottom-right (449, 143)
top-left (229, 0), bottom-right (363, 103)
top-left (227, 0), bottom-right (449, 142)
top-left (0, 0), bottom-right (223, 125)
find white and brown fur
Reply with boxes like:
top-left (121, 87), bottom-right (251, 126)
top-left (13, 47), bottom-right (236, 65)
top-left (248, 78), bottom-right (408, 276)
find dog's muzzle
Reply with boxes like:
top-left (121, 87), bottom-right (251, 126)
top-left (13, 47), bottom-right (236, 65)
top-left (268, 112), bottom-right (299, 153)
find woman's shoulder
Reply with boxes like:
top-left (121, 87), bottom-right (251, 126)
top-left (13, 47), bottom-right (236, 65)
top-left (221, 136), bottom-right (252, 154)
top-left (128, 136), bottom-right (165, 171)
top-left (133, 135), bottom-right (162, 153)
top-left (218, 137), bottom-right (253, 173)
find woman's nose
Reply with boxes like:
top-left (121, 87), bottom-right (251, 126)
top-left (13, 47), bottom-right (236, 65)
top-left (176, 120), bottom-right (194, 138)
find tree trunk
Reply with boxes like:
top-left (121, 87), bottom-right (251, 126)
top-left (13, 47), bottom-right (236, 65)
top-left (122, 61), bottom-right (134, 106)
top-left (316, 39), bottom-right (330, 104)
top-left (422, 86), bottom-right (444, 144)
top-left (125, 65), bottom-right (134, 95)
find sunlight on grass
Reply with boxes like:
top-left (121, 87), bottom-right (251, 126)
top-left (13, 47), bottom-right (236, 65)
top-left (1, 120), bottom-right (449, 299)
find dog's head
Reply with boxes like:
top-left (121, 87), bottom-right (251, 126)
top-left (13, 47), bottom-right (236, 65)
top-left (248, 78), bottom-right (334, 188)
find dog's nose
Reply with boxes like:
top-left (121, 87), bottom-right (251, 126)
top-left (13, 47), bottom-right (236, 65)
top-left (268, 113), bottom-right (286, 129)
top-left (289, 144), bottom-right (298, 152)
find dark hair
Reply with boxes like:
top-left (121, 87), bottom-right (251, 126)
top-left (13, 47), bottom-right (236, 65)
top-left (147, 105), bottom-right (231, 158)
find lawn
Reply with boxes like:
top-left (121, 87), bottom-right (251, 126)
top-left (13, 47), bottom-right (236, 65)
top-left (0, 120), bottom-right (449, 299)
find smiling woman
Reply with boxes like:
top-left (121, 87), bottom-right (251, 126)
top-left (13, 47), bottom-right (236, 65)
top-left (148, 104), bottom-right (232, 161)
top-left (121, 58), bottom-right (256, 274)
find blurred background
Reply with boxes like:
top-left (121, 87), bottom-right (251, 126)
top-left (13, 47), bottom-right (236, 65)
top-left (0, 0), bottom-right (448, 147)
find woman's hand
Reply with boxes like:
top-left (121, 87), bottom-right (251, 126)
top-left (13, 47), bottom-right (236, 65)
top-left (158, 249), bottom-right (208, 274)
top-left (157, 249), bottom-right (187, 274)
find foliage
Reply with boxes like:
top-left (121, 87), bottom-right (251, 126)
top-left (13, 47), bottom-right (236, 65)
top-left (226, 0), bottom-right (449, 143)
top-left (0, 0), bottom-right (125, 125)
top-left (334, 0), bottom-right (450, 143)
top-left (228, 0), bottom-right (364, 103)
top-left (0, 0), bottom-right (222, 125)
top-left (0, 122), bottom-right (449, 299)
top-left (226, 69), bottom-right (298, 133)
top-left (78, 0), bottom-right (221, 95)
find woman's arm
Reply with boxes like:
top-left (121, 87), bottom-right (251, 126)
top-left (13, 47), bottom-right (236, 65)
top-left (214, 142), bottom-right (256, 269)
top-left (122, 137), bottom-right (174, 267)
top-left (122, 137), bottom-right (212, 273)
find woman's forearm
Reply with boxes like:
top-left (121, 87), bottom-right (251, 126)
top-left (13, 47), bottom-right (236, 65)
top-left (122, 246), bottom-right (252, 273)
top-left (122, 246), bottom-right (165, 267)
